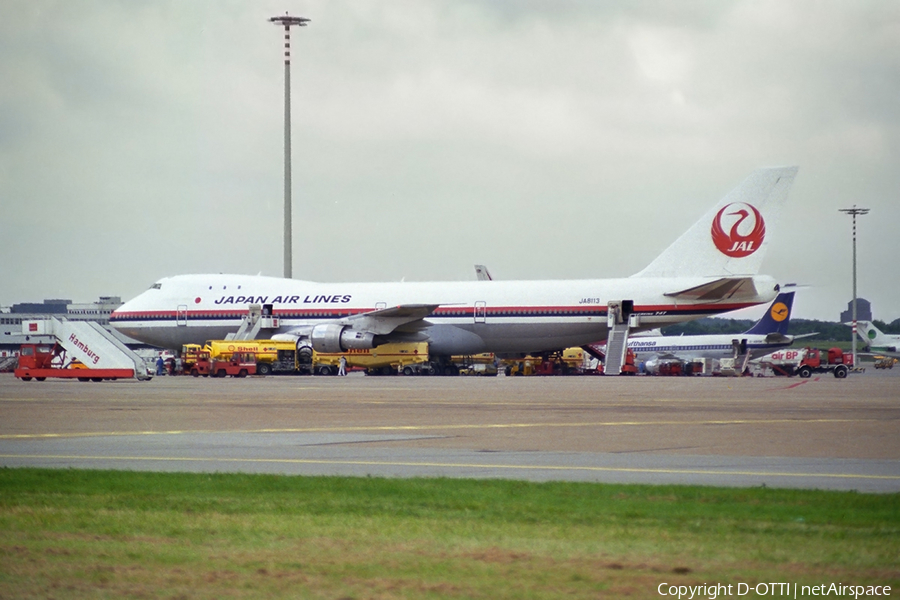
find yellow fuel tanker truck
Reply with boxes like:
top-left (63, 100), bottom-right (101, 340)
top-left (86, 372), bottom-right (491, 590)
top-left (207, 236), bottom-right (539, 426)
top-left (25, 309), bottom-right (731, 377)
top-left (313, 342), bottom-right (429, 376)
top-left (199, 340), bottom-right (302, 375)
top-left (190, 340), bottom-right (430, 376)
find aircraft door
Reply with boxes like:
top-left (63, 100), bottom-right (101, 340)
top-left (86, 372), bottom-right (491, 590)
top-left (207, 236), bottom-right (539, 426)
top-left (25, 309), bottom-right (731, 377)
top-left (607, 300), bottom-right (634, 327)
top-left (731, 338), bottom-right (748, 358)
top-left (176, 305), bottom-right (188, 327)
top-left (474, 301), bottom-right (487, 324)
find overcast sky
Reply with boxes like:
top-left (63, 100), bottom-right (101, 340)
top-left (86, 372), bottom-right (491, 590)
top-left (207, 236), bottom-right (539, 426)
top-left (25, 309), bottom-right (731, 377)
top-left (2, 0), bottom-right (898, 322)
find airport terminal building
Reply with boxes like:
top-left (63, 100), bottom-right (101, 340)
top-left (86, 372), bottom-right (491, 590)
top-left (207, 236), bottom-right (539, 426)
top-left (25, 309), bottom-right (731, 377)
top-left (0, 296), bottom-right (143, 355)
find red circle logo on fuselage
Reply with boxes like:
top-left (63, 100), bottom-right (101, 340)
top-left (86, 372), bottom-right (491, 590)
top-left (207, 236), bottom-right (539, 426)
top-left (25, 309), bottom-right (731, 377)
top-left (711, 202), bottom-right (765, 258)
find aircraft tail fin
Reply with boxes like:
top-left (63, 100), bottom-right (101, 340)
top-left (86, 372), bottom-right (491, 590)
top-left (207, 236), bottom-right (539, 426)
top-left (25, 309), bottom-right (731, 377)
top-left (633, 166), bottom-right (798, 278)
top-left (743, 291), bottom-right (795, 336)
top-left (856, 321), bottom-right (888, 345)
top-left (474, 265), bottom-right (493, 281)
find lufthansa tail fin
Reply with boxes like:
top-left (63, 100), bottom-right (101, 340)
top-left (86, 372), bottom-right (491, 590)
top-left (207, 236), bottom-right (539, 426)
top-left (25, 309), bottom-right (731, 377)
top-left (743, 291), bottom-right (795, 336)
top-left (633, 166), bottom-right (798, 278)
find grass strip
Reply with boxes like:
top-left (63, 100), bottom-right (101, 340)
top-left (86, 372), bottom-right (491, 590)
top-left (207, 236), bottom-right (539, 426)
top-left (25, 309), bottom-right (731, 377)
top-left (0, 468), bottom-right (898, 599)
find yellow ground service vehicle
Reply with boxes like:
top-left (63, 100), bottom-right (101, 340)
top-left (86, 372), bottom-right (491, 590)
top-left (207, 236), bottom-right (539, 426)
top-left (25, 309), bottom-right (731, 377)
top-left (181, 344), bottom-right (203, 373)
top-left (560, 347), bottom-right (588, 369)
top-left (504, 357), bottom-right (538, 376)
top-left (201, 340), bottom-right (302, 375)
top-left (313, 342), bottom-right (429, 376)
top-left (455, 353), bottom-right (498, 376)
top-left (502, 348), bottom-right (594, 376)
top-left (874, 357), bottom-right (896, 369)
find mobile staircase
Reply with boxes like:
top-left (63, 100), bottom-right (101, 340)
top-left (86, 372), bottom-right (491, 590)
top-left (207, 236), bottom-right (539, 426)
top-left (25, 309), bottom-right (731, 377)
top-left (225, 304), bottom-right (280, 341)
top-left (0, 355), bottom-right (18, 372)
top-left (14, 317), bottom-right (151, 381)
top-left (731, 338), bottom-right (752, 375)
top-left (603, 301), bottom-right (634, 375)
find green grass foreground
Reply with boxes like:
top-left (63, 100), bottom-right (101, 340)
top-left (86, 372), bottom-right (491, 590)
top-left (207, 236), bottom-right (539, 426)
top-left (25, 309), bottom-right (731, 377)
top-left (0, 469), bottom-right (898, 599)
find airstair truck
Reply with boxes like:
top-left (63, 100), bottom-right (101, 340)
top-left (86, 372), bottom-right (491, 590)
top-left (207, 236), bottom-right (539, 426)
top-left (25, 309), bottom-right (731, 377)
top-left (14, 318), bottom-right (151, 381)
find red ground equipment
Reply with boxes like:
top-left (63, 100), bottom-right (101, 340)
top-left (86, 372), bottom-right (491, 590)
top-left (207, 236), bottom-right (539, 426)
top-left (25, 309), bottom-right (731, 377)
top-left (14, 343), bottom-right (136, 382)
top-left (190, 352), bottom-right (257, 378)
top-left (13, 318), bottom-right (150, 382)
top-left (597, 349), bottom-right (638, 375)
top-left (795, 347), bottom-right (852, 379)
top-left (766, 347), bottom-right (852, 379)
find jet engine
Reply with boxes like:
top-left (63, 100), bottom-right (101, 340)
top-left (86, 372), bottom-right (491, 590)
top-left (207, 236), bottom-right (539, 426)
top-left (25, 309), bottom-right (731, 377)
top-left (310, 323), bottom-right (376, 353)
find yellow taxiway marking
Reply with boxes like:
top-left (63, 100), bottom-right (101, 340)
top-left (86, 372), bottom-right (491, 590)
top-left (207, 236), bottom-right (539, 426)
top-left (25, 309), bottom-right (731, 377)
top-left (0, 417), bottom-right (880, 440)
top-left (0, 453), bottom-right (897, 481)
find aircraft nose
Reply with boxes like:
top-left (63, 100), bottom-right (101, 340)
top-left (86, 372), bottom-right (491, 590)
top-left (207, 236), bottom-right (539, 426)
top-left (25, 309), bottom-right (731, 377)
top-left (111, 294), bottom-right (143, 328)
top-left (110, 303), bottom-right (127, 328)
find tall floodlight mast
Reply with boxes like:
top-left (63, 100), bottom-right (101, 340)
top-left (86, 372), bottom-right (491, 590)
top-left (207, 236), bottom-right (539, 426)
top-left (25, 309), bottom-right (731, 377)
top-left (838, 205), bottom-right (870, 369)
top-left (269, 13), bottom-right (310, 279)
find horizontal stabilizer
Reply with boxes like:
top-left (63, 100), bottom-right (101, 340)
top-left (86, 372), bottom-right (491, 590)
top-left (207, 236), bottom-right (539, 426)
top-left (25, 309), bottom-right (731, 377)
top-left (664, 277), bottom-right (760, 302)
top-left (791, 332), bottom-right (818, 341)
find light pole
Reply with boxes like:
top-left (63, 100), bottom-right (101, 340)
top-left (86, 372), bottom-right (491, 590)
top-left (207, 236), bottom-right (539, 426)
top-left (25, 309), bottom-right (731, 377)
top-left (269, 13), bottom-right (310, 279)
top-left (838, 205), bottom-right (869, 368)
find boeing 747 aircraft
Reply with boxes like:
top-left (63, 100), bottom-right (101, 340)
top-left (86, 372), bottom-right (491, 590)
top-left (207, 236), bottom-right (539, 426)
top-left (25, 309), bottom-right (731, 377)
top-left (111, 167), bottom-right (798, 362)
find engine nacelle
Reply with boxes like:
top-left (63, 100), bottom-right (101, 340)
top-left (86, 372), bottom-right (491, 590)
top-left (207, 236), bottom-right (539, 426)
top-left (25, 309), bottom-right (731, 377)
top-left (340, 329), bottom-right (377, 350)
top-left (310, 324), bottom-right (376, 353)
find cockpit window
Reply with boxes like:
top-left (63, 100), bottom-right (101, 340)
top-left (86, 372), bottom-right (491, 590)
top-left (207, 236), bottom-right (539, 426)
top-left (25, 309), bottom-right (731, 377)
top-left (150, 283), bottom-right (162, 290)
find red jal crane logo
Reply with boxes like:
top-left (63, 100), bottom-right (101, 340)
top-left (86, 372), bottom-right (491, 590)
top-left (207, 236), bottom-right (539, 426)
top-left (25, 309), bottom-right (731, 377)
top-left (711, 203), bottom-right (765, 258)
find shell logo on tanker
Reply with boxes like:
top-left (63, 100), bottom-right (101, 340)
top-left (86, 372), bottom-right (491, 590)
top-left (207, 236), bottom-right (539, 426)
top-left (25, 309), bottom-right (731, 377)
top-left (769, 302), bottom-right (789, 322)
top-left (711, 202), bottom-right (765, 258)
top-left (225, 344), bottom-right (277, 353)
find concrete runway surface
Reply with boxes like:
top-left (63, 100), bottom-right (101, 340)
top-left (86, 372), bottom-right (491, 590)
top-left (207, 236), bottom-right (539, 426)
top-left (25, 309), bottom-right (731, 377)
top-left (1, 369), bottom-right (898, 492)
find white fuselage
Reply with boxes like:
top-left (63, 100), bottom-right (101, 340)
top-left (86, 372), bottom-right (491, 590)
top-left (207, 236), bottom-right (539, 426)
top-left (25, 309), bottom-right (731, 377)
top-left (624, 332), bottom-right (792, 363)
top-left (111, 273), bottom-right (778, 355)
top-left (866, 338), bottom-right (900, 358)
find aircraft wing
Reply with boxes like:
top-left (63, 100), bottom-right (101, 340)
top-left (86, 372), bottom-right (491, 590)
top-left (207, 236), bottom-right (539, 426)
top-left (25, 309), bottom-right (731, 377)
top-left (763, 333), bottom-right (790, 344)
top-left (340, 304), bottom-right (440, 335)
top-left (273, 304), bottom-right (440, 345)
top-left (664, 277), bottom-right (762, 302)
top-left (777, 332), bottom-right (818, 342)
